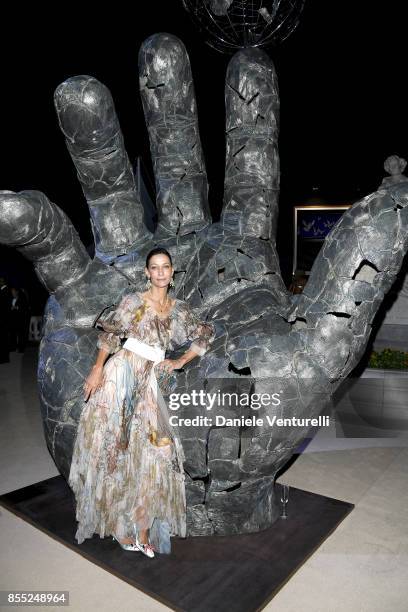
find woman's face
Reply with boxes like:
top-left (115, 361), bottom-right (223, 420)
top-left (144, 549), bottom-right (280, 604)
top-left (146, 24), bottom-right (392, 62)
top-left (145, 254), bottom-right (173, 288)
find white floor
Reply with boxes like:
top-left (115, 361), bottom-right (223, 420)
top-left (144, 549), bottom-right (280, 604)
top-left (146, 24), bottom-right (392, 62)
top-left (1, 348), bottom-right (408, 612)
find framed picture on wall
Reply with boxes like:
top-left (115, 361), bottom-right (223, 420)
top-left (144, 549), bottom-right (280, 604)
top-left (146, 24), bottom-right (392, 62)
top-left (293, 205), bottom-right (351, 276)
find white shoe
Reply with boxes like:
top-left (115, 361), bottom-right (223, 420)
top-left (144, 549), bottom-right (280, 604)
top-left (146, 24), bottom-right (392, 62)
top-left (135, 536), bottom-right (155, 558)
top-left (112, 535), bottom-right (139, 552)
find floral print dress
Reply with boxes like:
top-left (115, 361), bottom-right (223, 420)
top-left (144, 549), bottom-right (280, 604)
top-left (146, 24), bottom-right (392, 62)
top-left (68, 292), bottom-right (215, 553)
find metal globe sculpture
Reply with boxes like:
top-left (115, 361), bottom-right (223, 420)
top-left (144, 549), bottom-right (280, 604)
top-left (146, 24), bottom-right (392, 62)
top-left (1, 33), bottom-right (408, 537)
top-left (182, 0), bottom-right (305, 53)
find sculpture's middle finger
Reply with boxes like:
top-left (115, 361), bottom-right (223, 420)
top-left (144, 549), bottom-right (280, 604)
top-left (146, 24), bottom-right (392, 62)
top-left (222, 47), bottom-right (280, 242)
top-left (138, 33), bottom-right (211, 238)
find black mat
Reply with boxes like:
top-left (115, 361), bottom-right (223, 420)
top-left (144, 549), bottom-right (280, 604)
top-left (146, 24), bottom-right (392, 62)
top-left (0, 475), bottom-right (353, 612)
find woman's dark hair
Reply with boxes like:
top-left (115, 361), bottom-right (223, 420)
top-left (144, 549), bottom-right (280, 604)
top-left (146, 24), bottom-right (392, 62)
top-left (145, 247), bottom-right (173, 268)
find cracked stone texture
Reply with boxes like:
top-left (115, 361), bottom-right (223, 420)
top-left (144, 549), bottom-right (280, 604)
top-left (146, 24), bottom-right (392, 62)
top-left (1, 33), bottom-right (408, 536)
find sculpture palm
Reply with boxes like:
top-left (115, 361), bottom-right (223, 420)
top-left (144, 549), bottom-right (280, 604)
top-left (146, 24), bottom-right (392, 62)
top-left (1, 33), bottom-right (407, 536)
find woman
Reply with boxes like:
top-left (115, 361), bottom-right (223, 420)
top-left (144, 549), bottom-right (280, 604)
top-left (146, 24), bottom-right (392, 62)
top-left (68, 247), bottom-right (215, 558)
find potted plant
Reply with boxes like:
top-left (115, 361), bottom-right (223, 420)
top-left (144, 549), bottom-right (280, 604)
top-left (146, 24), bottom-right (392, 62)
top-left (334, 348), bottom-right (408, 433)
top-left (368, 348), bottom-right (408, 370)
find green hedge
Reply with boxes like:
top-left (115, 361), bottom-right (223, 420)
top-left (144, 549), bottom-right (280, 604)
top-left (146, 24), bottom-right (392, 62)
top-left (368, 348), bottom-right (408, 370)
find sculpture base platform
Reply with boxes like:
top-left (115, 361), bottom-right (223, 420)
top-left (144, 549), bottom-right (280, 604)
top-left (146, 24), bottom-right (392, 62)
top-left (0, 474), bottom-right (353, 612)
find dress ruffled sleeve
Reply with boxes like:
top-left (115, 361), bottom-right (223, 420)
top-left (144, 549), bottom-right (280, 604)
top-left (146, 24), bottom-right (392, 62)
top-left (94, 293), bottom-right (138, 354)
top-left (175, 301), bottom-right (216, 357)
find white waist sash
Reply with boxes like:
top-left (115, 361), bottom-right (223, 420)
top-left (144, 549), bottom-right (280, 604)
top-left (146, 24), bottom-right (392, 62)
top-left (123, 338), bottom-right (165, 397)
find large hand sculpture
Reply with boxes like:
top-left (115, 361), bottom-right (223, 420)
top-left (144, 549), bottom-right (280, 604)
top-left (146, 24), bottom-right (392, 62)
top-left (1, 34), bottom-right (408, 536)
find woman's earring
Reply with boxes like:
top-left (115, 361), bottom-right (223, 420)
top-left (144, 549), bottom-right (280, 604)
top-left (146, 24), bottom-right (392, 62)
top-left (145, 277), bottom-right (152, 290)
top-left (169, 276), bottom-right (175, 289)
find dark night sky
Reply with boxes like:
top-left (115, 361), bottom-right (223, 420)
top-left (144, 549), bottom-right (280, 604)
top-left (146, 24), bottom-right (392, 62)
top-left (1, 0), bottom-right (407, 300)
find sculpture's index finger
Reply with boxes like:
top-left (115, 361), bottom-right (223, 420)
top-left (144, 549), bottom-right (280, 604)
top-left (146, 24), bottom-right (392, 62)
top-left (54, 77), bottom-right (132, 195)
top-left (54, 76), bottom-right (151, 260)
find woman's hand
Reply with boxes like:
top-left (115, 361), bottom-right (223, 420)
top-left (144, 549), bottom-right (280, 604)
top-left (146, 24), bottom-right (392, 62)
top-left (156, 358), bottom-right (183, 374)
top-left (83, 365), bottom-right (105, 401)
